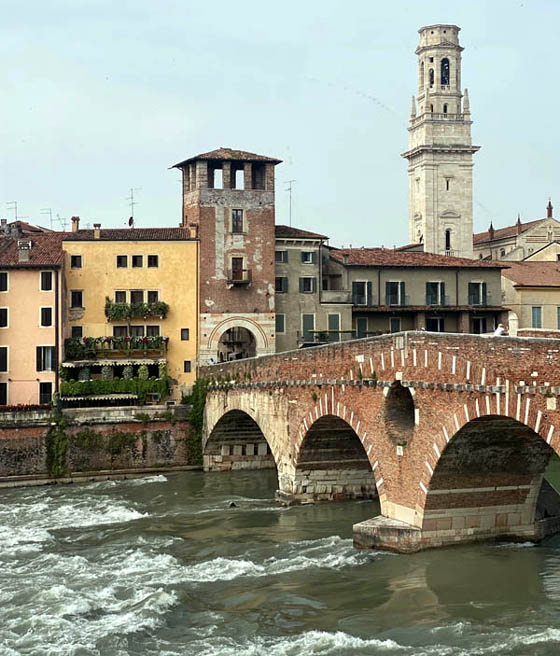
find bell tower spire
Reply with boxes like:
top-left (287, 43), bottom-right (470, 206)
top-left (402, 25), bottom-right (480, 258)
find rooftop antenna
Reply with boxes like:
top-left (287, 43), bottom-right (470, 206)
top-left (6, 201), bottom-right (17, 221)
top-left (285, 180), bottom-right (296, 227)
top-left (127, 187), bottom-right (141, 224)
top-left (55, 213), bottom-right (68, 231)
top-left (40, 208), bottom-right (53, 230)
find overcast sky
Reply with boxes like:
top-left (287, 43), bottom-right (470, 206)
top-left (1, 0), bottom-right (557, 246)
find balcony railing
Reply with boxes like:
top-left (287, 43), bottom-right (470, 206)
top-left (352, 294), bottom-right (377, 306)
top-left (426, 295), bottom-right (450, 306)
top-left (322, 289), bottom-right (352, 303)
top-left (227, 268), bottom-right (252, 285)
top-left (444, 249), bottom-right (456, 256)
top-left (469, 294), bottom-right (492, 306)
top-left (104, 298), bottom-right (169, 321)
top-left (385, 295), bottom-right (410, 306)
top-left (64, 336), bottom-right (168, 361)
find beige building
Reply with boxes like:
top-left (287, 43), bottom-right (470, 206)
top-left (502, 261), bottom-right (560, 335)
top-left (403, 24), bottom-right (478, 259)
top-left (473, 202), bottom-right (560, 261)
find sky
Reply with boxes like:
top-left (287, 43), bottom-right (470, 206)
top-left (1, 0), bottom-right (558, 247)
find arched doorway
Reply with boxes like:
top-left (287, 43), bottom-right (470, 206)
top-left (292, 415), bottom-right (377, 503)
top-left (422, 415), bottom-right (560, 545)
top-left (204, 409), bottom-right (276, 473)
top-left (217, 327), bottom-right (256, 362)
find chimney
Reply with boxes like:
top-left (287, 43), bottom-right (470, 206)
top-left (71, 216), bottom-right (80, 233)
top-left (547, 199), bottom-right (553, 219)
top-left (342, 253), bottom-right (349, 265)
top-left (93, 223), bottom-right (101, 240)
top-left (189, 224), bottom-right (198, 239)
top-left (1, 219), bottom-right (7, 233)
top-left (17, 239), bottom-right (31, 262)
top-left (488, 221), bottom-right (495, 241)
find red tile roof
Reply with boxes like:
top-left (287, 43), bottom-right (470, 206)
top-left (275, 225), bottom-right (328, 240)
top-left (0, 233), bottom-right (66, 267)
top-left (473, 218), bottom-right (545, 244)
top-left (501, 261), bottom-right (560, 287)
top-left (330, 248), bottom-right (507, 268)
top-left (64, 227), bottom-right (193, 241)
top-left (172, 147), bottom-right (282, 168)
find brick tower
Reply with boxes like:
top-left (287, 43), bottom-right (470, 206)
top-left (402, 25), bottom-right (479, 259)
top-left (172, 148), bottom-right (281, 364)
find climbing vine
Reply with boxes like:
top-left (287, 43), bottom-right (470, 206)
top-left (184, 378), bottom-right (208, 466)
top-left (45, 409), bottom-right (68, 477)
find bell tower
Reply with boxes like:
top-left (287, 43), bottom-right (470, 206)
top-left (402, 25), bottom-right (479, 259)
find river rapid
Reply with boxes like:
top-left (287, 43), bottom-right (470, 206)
top-left (1, 469), bottom-right (560, 655)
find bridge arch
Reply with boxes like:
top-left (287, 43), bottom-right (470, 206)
top-left (418, 414), bottom-right (559, 546)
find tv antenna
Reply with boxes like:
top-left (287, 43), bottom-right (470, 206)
top-left (6, 201), bottom-right (18, 221)
top-left (285, 180), bottom-right (296, 226)
top-left (40, 208), bottom-right (53, 230)
top-left (55, 213), bottom-right (68, 231)
top-left (127, 187), bottom-right (141, 222)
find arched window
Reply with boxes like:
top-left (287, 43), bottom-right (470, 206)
top-left (443, 104), bottom-right (448, 114)
top-left (430, 104), bottom-right (434, 113)
top-left (429, 69), bottom-right (434, 87)
top-left (445, 229), bottom-right (452, 252)
top-left (441, 58), bottom-right (450, 85)
top-left (420, 61), bottom-right (425, 88)
top-left (500, 249), bottom-right (506, 257)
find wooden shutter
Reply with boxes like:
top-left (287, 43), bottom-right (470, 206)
top-left (366, 281), bottom-right (373, 306)
top-left (400, 281), bottom-right (406, 305)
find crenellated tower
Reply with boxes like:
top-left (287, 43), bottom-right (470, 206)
top-left (402, 24), bottom-right (479, 259)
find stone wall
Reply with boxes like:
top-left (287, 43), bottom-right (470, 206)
top-left (0, 405), bottom-right (194, 481)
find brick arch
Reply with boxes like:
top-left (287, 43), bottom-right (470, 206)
top-left (206, 316), bottom-right (270, 354)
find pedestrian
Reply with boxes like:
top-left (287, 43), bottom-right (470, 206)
top-left (493, 323), bottom-right (507, 336)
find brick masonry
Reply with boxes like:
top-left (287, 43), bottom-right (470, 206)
top-left (201, 331), bottom-right (560, 551)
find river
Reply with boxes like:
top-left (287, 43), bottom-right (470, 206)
top-left (1, 468), bottom-right (560, 655)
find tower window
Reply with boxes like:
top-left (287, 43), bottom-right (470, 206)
top-left (420, 61), bottom-right (424, 87)
top-left (445, 179), bottom-right (450, 191)
top-left (441, 58), bottom-right (450, 86)
top-left (231, 209), bottom-right (244, 233)
top-left (430, 104), bottom-right (434, 113)
top-left (445, 229), bottom-right (452, 252)
top-left (429, 68), bottom-right (434, 87)
top-left (443, 104), bottom-right (448, 114)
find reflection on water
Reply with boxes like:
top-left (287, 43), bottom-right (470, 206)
top-left (1, 469), bottom-right (560, 655)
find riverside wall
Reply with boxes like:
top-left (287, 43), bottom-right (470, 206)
top-left (0, 405), bottom-right (196, 485)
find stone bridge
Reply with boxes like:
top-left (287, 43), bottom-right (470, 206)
top-left (200, 332), bottom-right (560, 552)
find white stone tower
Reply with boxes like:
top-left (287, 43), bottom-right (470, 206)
top-left (402, 24), bottom-right (479, 259)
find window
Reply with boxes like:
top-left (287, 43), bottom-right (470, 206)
top-left (0, 346), bottom-right (7, 372)
top-left (355, 317), bottom-right (368, 338)
top-left (275, 314), bottom-right (285, 334)
top-left (147, 255), bottom-right (159, 268)
top-left (36, 346), bottom-right (56, 372)
top-left (532, 306), bottom-right (542, 329)
top-left (70, 255), bottom-right (82, 269)
top-left (426, 281), bottom-right (446, 305)
top-left (39, 382), bottom-right (52, 405)
top-left (275, 277), bottom-right (288, 293)
top-left (116, 255), bottom-right (128, 268)
top-left (472, 317), bottom-right (487, 334)
top-left (184, 360), bottom-right (192, 373)
top-left (275, 250), bottom-right (288, 263)
top-left (0, 308), bottom-right (7, 327)
top-left (0, 382), bottom-right (6, 405)
top-left (113, 326), bottom-right (128, 338)
top-left (429, 68), bottom-right (434, 87)
top-left (352, 281), bottom-right (372, 306)
top-left (0, 272), bottom-right (7, 292)
top-left (390, 318), bottom-right (401, 333)
top-left (181, 328), bottom-right (190, 340)
top-left (40, 271), bottom-right (53, 291)
top-left (130, 325), bottom-right (145, 337)
top-left (252, 163), bottom-right (265, 189)
top-left (132, 255), bottom-right (143, 268)
top-left (445, 230), bottom-right (451, 252)
top-left (40, 307), bottom-right (53, 327)
top-left (427, 317), bottom-right (445, 332)
top-left (146, 325), bottom-right (160, 337)
top-left (468, 282), bottom-right (488, 306)
top-left (115, 290), bottom-right (127, 303)
top-left (71, 290), bottom-right (83, 308)
top-left (71, 326), bottom-right (83, 338)
top-left (234, 168), bottom-right (244, 190)
top-left (130, 290), bottom-right (143, 305)
top-left (500, 249), bottom-right (506, 257)
top-left (445, 178), bottom-right (450, 191)
top-left (557, 307), bottom-right (560, 329)
top-left (386, 281), bottom-right (406, 306)
top-left (327, 313), bottom-right (340, 342)
top-left (230, 257), bottom-right (244, 281)
top-left (443, 104), bottom-right (448, 115)
top-left (299, 277), bottom-right (316, 293)
top-left (147, 290), bottom-right (159, 304)
top-left (301, 314), bottom-right (315, 342)
top-left (441, 58), bottom-right (450, 85)
top-left (301, 251), bottom-right (315, 264)
top-left (231, 209), bottom-right (244, 233)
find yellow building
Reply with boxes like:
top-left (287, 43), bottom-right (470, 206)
top-left (62, 220), bottom-right (198, 402)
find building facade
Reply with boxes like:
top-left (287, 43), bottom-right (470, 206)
top-left (173, 148), bottom-right (280, 364)
top-left (403, 24), bottom-right (478, 259)
top-left (62, 221), bottom-right (198, 401)
top-left (0, 232), bottom-right (65, 406)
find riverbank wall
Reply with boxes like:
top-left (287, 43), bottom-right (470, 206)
top-left (0, 405), bottom-right (199, 486)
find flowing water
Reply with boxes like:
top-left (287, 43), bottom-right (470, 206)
top-left (2, 469), bottom-right (560, 655)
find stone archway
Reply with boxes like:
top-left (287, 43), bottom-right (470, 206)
top-left (201, 316), bottom-right (274, 365)
top-left (217, 326), bottom-right (256, 362)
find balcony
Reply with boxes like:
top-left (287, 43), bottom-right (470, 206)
top-left (352, 294), bottom-right (377, 306)
top-left (385, 295), bottom-right (410, 306)
top-left (426, 295), bottom-right (450, 306)
top-left (468, 294), bottom-right (492, 306)
top-left (322, 289), bottom-right (352, 304)
top-left (104, 298), bottom-right (170, 321)
top-left (64, 336), bottom-right (168, 361)
top-left (444, 249), bottom-right (456, 257)
top-left (227, 268), bottom-right (252, 285)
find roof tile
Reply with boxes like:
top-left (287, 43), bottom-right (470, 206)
top-left (64, 227), bottom-right (193, 241)
top-left (330, 248), bottom-right (506, 268)
top-left (501, 261), bottom-right (560, 287)
top-left (172, 147), bottom-right (282, 168)
top-left (275, 225), bottom-right (328, 240)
